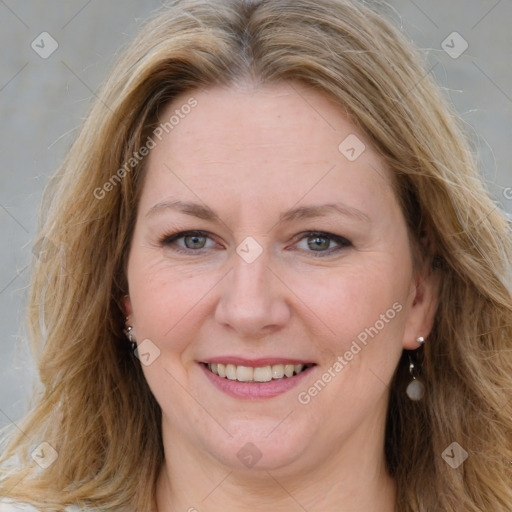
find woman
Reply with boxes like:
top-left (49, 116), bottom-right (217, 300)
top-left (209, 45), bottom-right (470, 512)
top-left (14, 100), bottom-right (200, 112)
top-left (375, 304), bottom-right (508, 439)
top-left (1, 0), bottom-right (511, 510)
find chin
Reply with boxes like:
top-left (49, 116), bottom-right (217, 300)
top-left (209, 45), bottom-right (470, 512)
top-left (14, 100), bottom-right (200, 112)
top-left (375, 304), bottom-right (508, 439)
top-left (203, 417), bottom-right (317, 473)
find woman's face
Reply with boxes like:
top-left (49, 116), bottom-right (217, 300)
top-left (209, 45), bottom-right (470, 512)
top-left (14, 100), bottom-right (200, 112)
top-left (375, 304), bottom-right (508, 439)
top-left (124, 82), bottom-right (436, 475)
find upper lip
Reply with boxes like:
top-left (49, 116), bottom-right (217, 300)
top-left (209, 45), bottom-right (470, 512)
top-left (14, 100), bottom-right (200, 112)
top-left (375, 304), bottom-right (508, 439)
top-left (200, 356), bottom-right (316, 367)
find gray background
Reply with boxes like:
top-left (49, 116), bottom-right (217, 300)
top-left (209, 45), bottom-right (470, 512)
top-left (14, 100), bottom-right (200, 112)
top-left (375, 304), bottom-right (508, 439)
top-left (1, 0), bottom-right (511, 432)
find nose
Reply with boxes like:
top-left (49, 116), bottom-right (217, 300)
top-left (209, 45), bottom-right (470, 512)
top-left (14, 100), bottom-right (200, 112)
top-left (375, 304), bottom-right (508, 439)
top-left (214, 247), bottom-right (291, 338)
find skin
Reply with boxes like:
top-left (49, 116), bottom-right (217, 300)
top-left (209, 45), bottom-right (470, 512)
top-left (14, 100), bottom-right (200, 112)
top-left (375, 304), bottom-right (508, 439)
top-left (123, 81), bottom-right (438, 511)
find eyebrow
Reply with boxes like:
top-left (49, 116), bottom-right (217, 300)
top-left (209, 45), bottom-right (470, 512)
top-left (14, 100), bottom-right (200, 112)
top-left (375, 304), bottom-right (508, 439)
top-left (145, 200), bottom-right (371, 224)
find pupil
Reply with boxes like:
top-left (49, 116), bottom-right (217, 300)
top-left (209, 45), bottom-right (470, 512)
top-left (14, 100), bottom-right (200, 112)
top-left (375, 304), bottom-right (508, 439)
top-left (186, 235), bottom-right (205, 249)
top-left (308, 236), bottom-right (329, 251)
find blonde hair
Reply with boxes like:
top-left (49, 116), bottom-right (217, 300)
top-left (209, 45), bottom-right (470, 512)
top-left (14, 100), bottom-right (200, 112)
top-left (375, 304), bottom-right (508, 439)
top-left (1, 1), bottom-right (511, 510)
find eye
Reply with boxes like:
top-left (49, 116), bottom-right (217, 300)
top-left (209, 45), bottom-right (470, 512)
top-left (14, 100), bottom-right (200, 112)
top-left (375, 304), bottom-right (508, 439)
top-left (161, 230), bottom-right (218, 252)
top-left (293, 231), bottom-right (352, 256)
top-left (160, 230), bottom-right (352, 257)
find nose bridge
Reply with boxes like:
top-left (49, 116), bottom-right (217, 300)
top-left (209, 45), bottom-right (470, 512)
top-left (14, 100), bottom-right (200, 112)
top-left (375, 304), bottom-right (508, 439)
top-left (214, 242), bottom-right (289, 335)
top-left (234, 246), bottom-right (270, 295)
top-left (228, 247), bottom-right (273, 313)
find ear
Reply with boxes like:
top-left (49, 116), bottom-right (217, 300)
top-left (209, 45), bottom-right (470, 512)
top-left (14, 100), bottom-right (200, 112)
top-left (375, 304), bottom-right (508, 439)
top-left (122, 294), bottom-right (133, 320)
top-left (402, 264), bottom-right (440, 350)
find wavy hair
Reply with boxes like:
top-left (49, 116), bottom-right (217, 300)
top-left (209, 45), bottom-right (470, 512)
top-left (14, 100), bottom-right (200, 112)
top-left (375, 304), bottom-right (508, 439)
top-left (1, 1), bottom-right (511, 510)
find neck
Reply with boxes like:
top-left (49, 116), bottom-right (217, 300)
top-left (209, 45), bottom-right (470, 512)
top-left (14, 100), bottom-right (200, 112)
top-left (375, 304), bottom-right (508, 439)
top-left (155, 415), bottom-right (396, 512)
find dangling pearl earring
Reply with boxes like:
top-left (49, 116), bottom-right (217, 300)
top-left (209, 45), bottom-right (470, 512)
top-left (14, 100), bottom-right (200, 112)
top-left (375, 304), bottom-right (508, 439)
top-left (406, 354), bottom-right (425, 401)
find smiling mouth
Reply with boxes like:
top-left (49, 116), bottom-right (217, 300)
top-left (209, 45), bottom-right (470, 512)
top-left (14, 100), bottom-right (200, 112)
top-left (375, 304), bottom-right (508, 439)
top-left (203, 362), bottom-right (315, 383)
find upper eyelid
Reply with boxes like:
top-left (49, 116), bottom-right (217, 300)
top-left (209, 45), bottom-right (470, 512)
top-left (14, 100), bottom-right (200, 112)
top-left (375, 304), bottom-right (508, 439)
top-left (162, 230), bottom-right (217, 246)
top-left (292, 231), bottom-right (351, 244)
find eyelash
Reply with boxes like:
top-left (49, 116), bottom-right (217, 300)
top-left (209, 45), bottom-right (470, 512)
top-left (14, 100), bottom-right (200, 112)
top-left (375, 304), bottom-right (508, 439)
top-left (160, 230), bottom-right (352, 257)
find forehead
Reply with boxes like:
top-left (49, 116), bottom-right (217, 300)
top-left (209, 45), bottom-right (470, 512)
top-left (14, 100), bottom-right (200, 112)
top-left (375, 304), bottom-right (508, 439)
top-left (139, 82), bottom-right (396, 219)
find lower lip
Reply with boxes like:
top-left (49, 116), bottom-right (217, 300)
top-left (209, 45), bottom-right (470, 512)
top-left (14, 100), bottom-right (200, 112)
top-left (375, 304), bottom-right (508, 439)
top-left (200, 363), bottom-right (315, 400)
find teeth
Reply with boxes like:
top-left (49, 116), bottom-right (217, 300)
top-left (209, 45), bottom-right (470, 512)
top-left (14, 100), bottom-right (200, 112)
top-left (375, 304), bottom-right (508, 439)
top-left (254, 366), bottom-right (272, 382)
top-left (236, 365), bottom-right (253, 382)
top-left (207, 362), bottom-right (309, 382)
top-left (284, 364), bottom-right (295, 377)
top-left (272, 364), bottom-right (285, 379)
top-left (226, 364), bottom-right (237, 380)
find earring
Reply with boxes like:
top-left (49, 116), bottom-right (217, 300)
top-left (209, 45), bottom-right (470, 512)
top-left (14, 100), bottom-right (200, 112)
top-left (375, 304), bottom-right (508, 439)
top-left (123, 323), bottom-right (137, 352)
top-left (406, 354), bottom-right (425, 401)
top-left (416, 336), bottom-right (425, 345)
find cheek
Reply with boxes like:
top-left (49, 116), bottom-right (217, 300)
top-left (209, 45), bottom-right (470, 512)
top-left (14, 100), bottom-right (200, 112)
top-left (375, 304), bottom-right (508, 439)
top-left (293, 257), bottom-right (410, 342)
top-left (127, 249), bottom-right (221, 350)
top-left (291, 261), bottom-right (409, 416)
